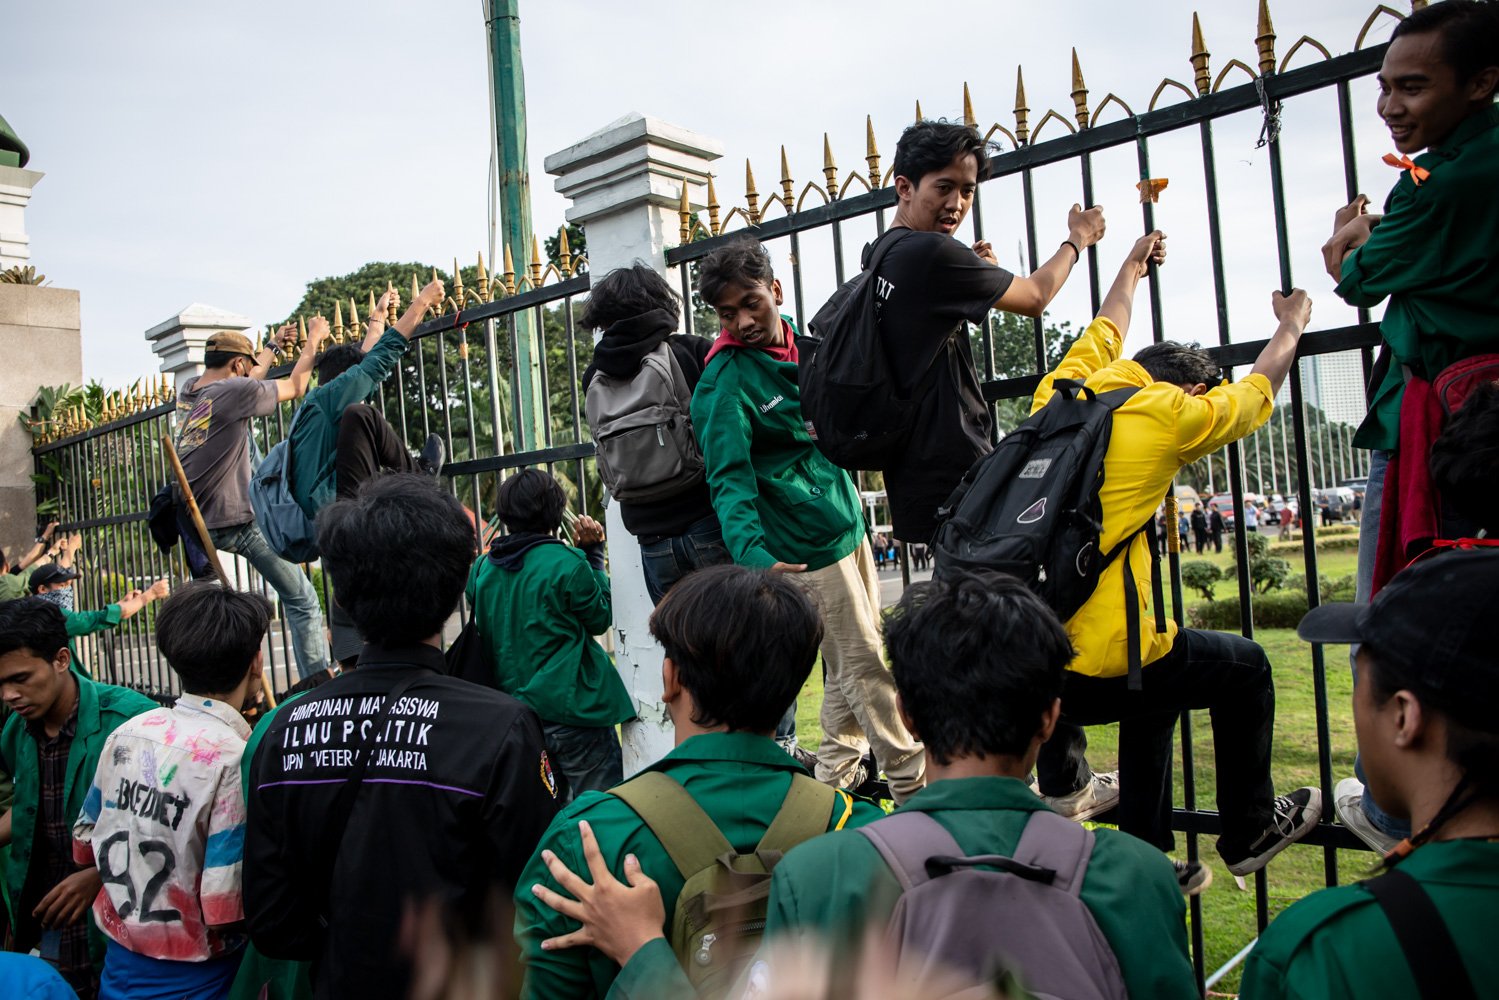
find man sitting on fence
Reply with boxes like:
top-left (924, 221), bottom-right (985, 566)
top-left (175, 321), bottom-right (328, 680)
top-left (244, 474), bottom-right (559, 1000)
top-left (72, 582), bottom-right (270, 999)
top-left (693, 236), bottom-right (924, 802)
top-left (1320, 0), bottom-right (1499, 854)
top-left (1242, 547), bottom-right (1499, 998)
top-left (1032, 232), bottom-right (1321, 888)
top-left (529, 569), bottom-right (1196, 1000)
top-left (0, 598), bottom-right (159, 997)
top-left (516, 564), bottom-right (882, 1000)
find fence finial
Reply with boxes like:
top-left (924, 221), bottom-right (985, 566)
top-left (1256, 0), bottom-right (1277, 76)
top-left (962, 82), bottom-right (976, 128)
top-left (453, 258), bottom-right (465, 307)
top-left (679, 181), bottom-right (692, 244)
top-left (866, 115), bottom-right (881, 189)
top-left (706, 174), bottom-right (721, 235)
top-left (823, 134), bottom-right (838, 201)
top-left (1071, 49), bottom-right (1091, 129)
top-left (745, 159), bottom-right (761, 225)
top-left (478, 250), bottom-right (492, 296)
top-left (530, 235), bottom-right (543, 287)
top-left (349, 297), bottom-right (360, 331)
top-left (1191, 12), bottom-right (1212, 96)
top-left (914, 99), bottom-right (923, 123)
top-left (296, 316), bottom-right (307, 357)
top-left (332, 300), bottom-right (344, 342)
top-left (779, 145), bottom-right (794, 213)
top-left (1015, 66), bottom-right (1030, 145)
top-left (502, 244), bottom-right (517, 295)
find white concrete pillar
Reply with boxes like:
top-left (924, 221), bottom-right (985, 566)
top-left (0, 165), bottom-right (43, 270)
top-left (145, 303), bottom-right (254, 392)
top-left (545, 113), bottom-right (723, 773)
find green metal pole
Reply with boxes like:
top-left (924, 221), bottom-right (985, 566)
top-left (487, 0), bottom-right (547, 452)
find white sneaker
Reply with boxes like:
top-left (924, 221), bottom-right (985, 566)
top-left (1040, 771), bottom-right (1120, 821)
top-left (1333, 777), bottom-right (1400, 855)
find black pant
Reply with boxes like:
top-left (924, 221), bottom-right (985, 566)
top-left (1193, 528), bottom-right (1208, 554)
top-left (1036, 628), bottom-right (1276, 854)
top-left (336, 403), bottom-right (420, 500)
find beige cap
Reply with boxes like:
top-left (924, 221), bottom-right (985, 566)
top-left (205, 330), bottom-right (256, 359)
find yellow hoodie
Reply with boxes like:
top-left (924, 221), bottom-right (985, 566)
top-left (1030, 317), bottom-right (1274, 677)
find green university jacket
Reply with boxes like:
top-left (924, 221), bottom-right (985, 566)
top-left (690, 319), bottom-right (865, 571)
top-left (1339, 104), bottom-right (1499, 452)
top-left (0, 672), bottom-right (157, 930)
top-left (1240, 840), bottom-right (1499, 999)
top-left (514, 732), bottom-right (881, 999)
top-left (609, 776), bottom-right (1197, 1000)
top-left (466, 541), bottom-right (633, 728)
top-left (287, 327), bottom-right (411, 517)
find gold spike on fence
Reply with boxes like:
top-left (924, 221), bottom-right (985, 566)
top-left (332, 300), bottom-right (344, 342)
top-left (706, 176), bottom-right (721, 236)
top-left (962, 83), bottom-right (976, 129)
top-left (779, 146), bottom-right (794, 215)
top-left (1191, 13), bottom-right (1212, 96)
top-left (502, 244), bottom-right (517, 296)
top-left (679, 182), bottom-right (692, 244)
top-left (477, 250), bottom-right (491, 297)
top-left (822, 135), bottom-right (838, 202)
top-left (453, 257), bottom-right (465, 309)
top-left (745, 159), bottom-right (761, 225)
top-left (529, 235), bottom-right (543, 288)
top-left (1071, 49), bottom-right (1091, 129)
top-left (1256, 0), bottom-right (1277, 75)
top-left (1015, 67), bottom-right (1030, 145)
top-left (865, 116), bottom-right (881, 190)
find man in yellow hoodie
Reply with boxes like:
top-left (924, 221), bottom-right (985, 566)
top-left (1033, 232), bottom-right (1322, 891)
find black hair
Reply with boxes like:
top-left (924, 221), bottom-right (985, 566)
top-left (1430, 380), bottom-right (1499, 532)
top-left (580, 263), bottom-right (682, 331)
top-left (1132, 341), bottom-right (1223, 388)
top-left (0, 597), bottom-right (68, 662)
top-left (649, 564), bottom-right (822, 733)
top-left (1393, 0), bottom-right (1499, 92)
top-left (496, 468), bottom-right (567, 535)
top-left (884, 569), bottom-right (1074, 766)
top-left (203, 350), bottom-right (243, 370)
top-left (155, 583), bottom-right (271, 694)
top-left (318, 474), bottom-right (475, 645)
top-left (1364, 646), bottom-right (1499, 857)
top-left (697, 237), bottom-right (776, 309)
top-left (891, 120), bottom-right (994, 189)
top-left (317, 344), bottom-right (365, 385)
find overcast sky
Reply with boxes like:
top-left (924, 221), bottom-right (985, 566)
top-left (6, 0), bottom-right (1405, 388)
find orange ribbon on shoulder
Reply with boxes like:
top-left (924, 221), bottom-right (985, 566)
top-left (1382, 152), bottom-right (1431, 186)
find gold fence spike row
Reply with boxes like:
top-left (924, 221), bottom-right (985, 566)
top-left (779, 146), bottom-right (794, 214)
top-left (530, 234), bottom-right (543, 287)
top-left (1071, 49), bottom-right (1091, 130)
top-left (1015, 66), bottom-right (1031, 145)
top-left (962, 82), bottom-right (976, 128)
top-left (866, 115), bottom-right (881, 190)
top-left (679, 181), bottom-right (692, 244)
top-left (1256, 0), bottom-right (1277, 76)
top-left (706, 175), bottom-right (721, 236)
top-left (502, 243), bottom-right (517, 295)
top-left (1191, 12), bottom-right (1213, 96)
top-left (745, 159), bottom-right (761, 225)
top-left (823, 134), bottom-right (838, 202)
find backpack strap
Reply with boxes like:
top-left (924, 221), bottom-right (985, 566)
top-left (754, 774), bottom-right (838, 860)
top-left (1011, 810), bottom-right (1094, 896)
top-left (610, 771), bottom-right (734, 880)
top-left (657, 339), bottom-right (695, 413)
top-left (857, 810), bottom-right (965, 891)
top-left (1363, 867), bottom-right (1477, 1000)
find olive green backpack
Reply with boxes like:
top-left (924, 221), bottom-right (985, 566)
top-left (610, 770), bottom-right (836, 995)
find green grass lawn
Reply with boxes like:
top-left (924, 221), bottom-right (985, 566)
top-left (791, 533), bottom-right (1369, 996)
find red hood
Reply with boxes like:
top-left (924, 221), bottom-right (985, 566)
top-left (704, 319), bottom-right (799, 365)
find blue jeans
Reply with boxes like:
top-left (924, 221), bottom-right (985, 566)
top-left (209, 522), bottom-right (329, 680)
top-left (543, 722), bottom-right (624, 803)
top-left (1351, 451), bottom-right (1410, 839)
top-left (638, 516), bottom-right (732, 605)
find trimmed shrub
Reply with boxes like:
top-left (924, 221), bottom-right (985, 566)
top-left (1188, 591), bottom-right (1316, 630)
top-left (1181, 561), bottom-right (1221, 601)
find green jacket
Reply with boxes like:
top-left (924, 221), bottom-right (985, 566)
top-left (288, 327), bottom-right (411, 516)
top-left (0, 571), bottom-right (27, 602)
top-left (611, 776), bottom-right (1196, 1000)
top-left (1241, 840), bottom-right (1499, 999)
top-left (514, 732), bottom-right (881, 999)
top-left (466, 541), bottom-right (633, 727)
top-left (691, 320), bottom-right (865, 570)
top-left (64, 604), bottom-right (123, 677)
top-left (0, 672), bottom-right (157, 930)
top-left (1340, 104), bottom-right (1499, 452)
top-left (228, 695), bottom-right (313, 1000)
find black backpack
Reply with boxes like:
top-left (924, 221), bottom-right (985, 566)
top-left (932, 380), bottom-right (1159, 689)
top-left (799, 230), bottom-right (935, 470)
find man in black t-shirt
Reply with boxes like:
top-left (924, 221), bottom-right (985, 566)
top-left (872, 120), bottom-right (1106, 545)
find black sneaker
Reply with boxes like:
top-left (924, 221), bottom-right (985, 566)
top-left (1220, 787), bottom-right (1323, 876)
top-left (1173, 859), bottom-right (1213, 896)
top-left (418, 434), bottom-right (445, 476)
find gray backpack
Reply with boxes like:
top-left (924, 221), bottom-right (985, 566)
top-left (585, 340), bottom-right (705, 503)
top-left (858, 809), bottom-right (1127, 1000)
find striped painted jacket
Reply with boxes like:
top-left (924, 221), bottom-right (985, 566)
top-left (73, 695), bottom-right (251, 962)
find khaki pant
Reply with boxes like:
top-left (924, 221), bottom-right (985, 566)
top-left (799, 542), bottom-right (925, 802)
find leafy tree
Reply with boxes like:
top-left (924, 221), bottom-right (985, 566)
top-left (1181, 560), bottom-right (1221, 602)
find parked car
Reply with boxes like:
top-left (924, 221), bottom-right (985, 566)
top-left (1340, 476), bottom-right (1368, 501)
top-left (1206, 493), bottom-right (1236, 529)
top-left (1312, 487), bottom-right (1354, 524)
top-left (1267, 493), bottom-right (1299, 525)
